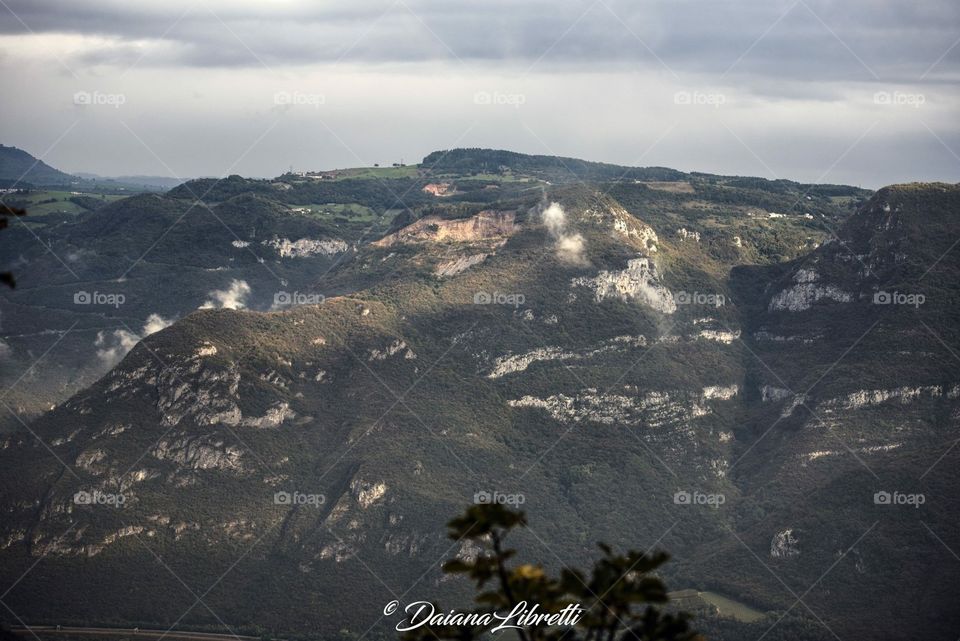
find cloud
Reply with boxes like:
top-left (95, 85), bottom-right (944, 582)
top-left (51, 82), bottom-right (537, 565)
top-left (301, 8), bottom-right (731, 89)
top-left (94, 328), bottom-right (139, 368)
top-left (0, 1), bottom-right (957, 187)
top-left (556, 234), bottom-right (587, 264)
top-left (142, 313), bottom-right (173, 334)
top-left (94, 313), bottom-right (174, 368)
top-left (1, 0), bottom-right (957, 84)
top-left (541, 202), bottom-right (587, 265)
top-left (541, 201), bottom-right (567, 237)
top-left (199, 279), bottom-right (251, 310)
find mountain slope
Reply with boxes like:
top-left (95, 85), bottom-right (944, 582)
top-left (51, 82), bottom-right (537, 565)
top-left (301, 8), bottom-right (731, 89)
top-left (0, 144), bottom-right (74, 185)
top-left (691, 183), bottom-right (960, 637)
top-left (0, 190), bottom-right (743, 632)
top-left (0, 149), bottom-right (865, 434)
top-left (0, 191), bottom-right (358, 432)
top-left (1, 181), bottom-right (957, 639)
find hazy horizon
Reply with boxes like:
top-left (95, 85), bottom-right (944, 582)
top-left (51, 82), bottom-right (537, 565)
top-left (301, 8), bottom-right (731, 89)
top-left (1, 0), bottom-right (959, 188)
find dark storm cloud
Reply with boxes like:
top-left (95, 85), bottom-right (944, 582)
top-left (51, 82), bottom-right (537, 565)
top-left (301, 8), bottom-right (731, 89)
top-left (2, 0), bottom-right (957, 83)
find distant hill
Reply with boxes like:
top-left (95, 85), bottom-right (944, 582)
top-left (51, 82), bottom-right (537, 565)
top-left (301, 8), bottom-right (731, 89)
top-left (423, 147), bottom-right (688, 182)
top-left (423, 148), bottom-right (869, 201)
top-left (0, 144), bottom-right (74, 186)
top-left (73, 173), bottom-right (186, 191)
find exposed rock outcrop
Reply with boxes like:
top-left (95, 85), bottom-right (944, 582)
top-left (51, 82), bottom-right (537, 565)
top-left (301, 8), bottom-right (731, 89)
top-left (263, 237), bottom-right (349, 258)
top-left (373, 210), bottom-right (517, 247)
top-left (508, 384), bottom-right (738, 427)
top-left (152, 435), bottom-right (247, 472)
top-left (770, 529), bottom-right (800, 558)
top-left (572, 257), bottom-right (676, 314)
top-left (434, 253), bottom-right (488, 277)
top-left (768, 268), bottom-right (852, 312)
top-left (487, 335), bottom-right (647, 379)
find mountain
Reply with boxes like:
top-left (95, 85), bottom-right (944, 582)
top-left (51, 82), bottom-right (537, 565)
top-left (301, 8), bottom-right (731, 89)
top-left (0, 144), bottom-right (75, 186)
top-left (0, 151), bottom-right (864, 433)
top-left (686, 182), bottom-right (960, 635)
top-left (6, 151), bottom-right (954, 640)
top-left (0, 189), bottom-right (370, 432)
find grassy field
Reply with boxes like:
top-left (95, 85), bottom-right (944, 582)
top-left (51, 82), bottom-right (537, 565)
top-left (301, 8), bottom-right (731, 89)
top-left (432, 171), bottom-right (531, 182)
top-left (310, 165), bottom-right (532, 183)
top-left (329, 166), bottom-right (420, 180)
top-left (829, 195), bottom-right (861, 205)
top-left (699, 591), bottom-right (766, 622)
top-left (291, 202), bottom-right (380, 221)
top-left (3, 190), bottom-right (125, 215)
top-left (669, 589), bottom-right (766, 623)
top-left (637, 180), bottom-right (696, 193)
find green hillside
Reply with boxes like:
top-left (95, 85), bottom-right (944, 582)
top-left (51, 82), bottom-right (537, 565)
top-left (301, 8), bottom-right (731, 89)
top-left (1, 150), bottom-right (955, 641)
top-left (0, 144), bottom-right (75, 186)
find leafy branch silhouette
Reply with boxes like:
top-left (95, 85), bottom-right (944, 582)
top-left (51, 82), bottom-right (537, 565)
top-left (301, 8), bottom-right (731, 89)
top-left (401, 504), bottom-right (700, 641)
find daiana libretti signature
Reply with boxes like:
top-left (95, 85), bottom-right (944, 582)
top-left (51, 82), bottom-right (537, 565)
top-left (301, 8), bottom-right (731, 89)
top-left (384, 600), bottom-right (585, 633)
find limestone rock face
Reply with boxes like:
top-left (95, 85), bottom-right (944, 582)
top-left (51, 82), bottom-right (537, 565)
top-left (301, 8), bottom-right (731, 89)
top-left (572, 257), bottom-right (677, 313)
top-left (263, 237), bottom-right (349, 258)
top-left (434, 253), bottom-right (488, 276)
top-left (768, 282), bottom-right (853, 312)
top-left (151, 435), bottom-right (247, 472)
top-left (508, 384), bottom-right (739, 428)
top-left (770, 529), bottom-right (800, 558)
top-left (374, 210), bottom-right (517, 247)
top-left (487, 335), bottom-right (647, 379)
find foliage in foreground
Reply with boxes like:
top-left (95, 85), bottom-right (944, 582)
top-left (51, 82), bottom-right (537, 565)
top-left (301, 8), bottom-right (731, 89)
top-left (401, 504), bottom-right (701, 641)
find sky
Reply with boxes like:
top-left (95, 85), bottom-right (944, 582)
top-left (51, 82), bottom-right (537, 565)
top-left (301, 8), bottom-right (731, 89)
top-left (0, 0), bottom-right (958, 188)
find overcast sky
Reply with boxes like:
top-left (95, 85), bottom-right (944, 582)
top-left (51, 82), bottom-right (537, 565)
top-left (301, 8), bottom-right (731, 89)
top-left (1, 0), bottom-right (958, 188)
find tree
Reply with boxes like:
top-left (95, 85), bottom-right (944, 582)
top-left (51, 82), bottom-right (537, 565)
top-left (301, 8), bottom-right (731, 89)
top-left (401, 504), bottom-right (701, 641)
top-left (0, 204), bottom-right (27, 287)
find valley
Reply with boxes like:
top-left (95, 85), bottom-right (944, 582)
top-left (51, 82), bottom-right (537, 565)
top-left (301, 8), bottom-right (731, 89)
top-left (8, 626), bottom-right (261, 641)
